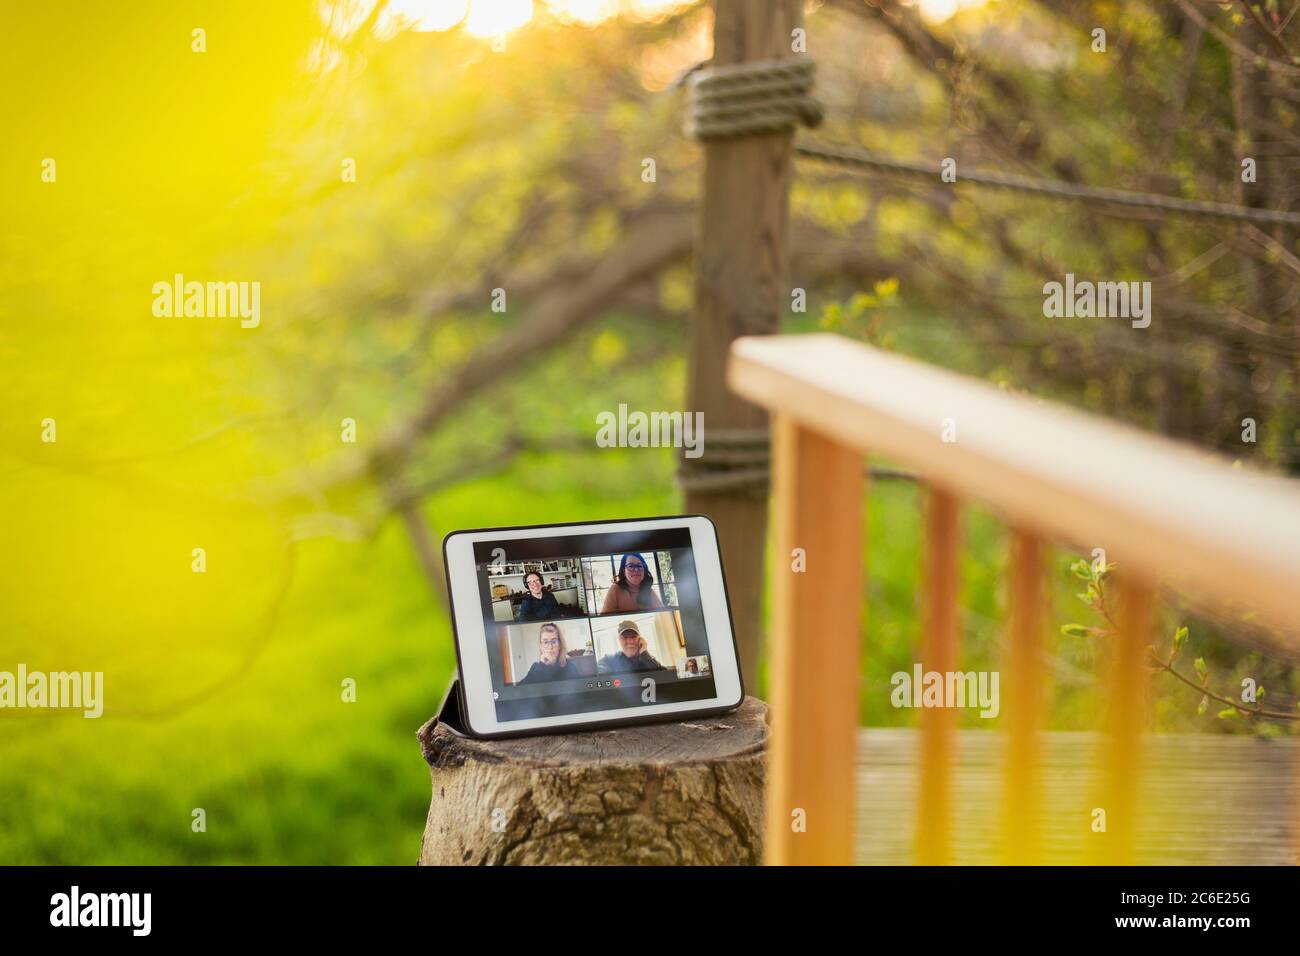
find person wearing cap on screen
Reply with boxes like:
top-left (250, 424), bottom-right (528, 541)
top-left (597, 620), bottom-right (664, 674)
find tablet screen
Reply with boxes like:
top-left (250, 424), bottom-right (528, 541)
top-left (470, 527), bottom-right (718, 722)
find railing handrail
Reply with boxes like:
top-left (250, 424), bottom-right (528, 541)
top-left (729, 333), bottom-right (1300, 640)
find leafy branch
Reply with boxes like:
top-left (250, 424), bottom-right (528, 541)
top-left (818, 279), bottom-right (900, 346)
top-left (1062, 558), bottom-right (1298, 722)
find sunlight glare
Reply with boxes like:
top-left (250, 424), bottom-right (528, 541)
top-left (917, 0), bottom-right (991, 23)
top-left (627, 0), bottom-right (692, 20)
top-left (549, 0), bottom-right (619, 25)
top-left (465, 0), bottom-right (535, 36)
top-left (383, 0), bottom-right (470, 32)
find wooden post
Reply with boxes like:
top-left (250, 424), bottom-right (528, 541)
top-left (1001, 528), bottom-right (1046, 864)
top-left (686, 0), bottom-right (803, 691)
top-left (1095, 573), bottom-right (1154, 864)
top-left (765, 416), bottom-right (864, 865)
top-left (915, 487), bottom-right (962, 865)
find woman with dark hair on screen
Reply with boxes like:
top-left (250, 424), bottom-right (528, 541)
top-left (517, 623), bottom-right (572, 685)
top-left (600, 553), bottom-right (665, 614)
top-left (518, 571), bottom-right (561, 621)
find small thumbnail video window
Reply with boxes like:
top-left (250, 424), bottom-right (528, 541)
top-left (590, 611), bottom-right (687, 676)
top-left (579, 551), bottom-right (678, 614)
top-left (487, 558), bottom-right (588, 623)
top-left (497, 619), bottom-right (596, 686)
top-left (677, 655), bottom-right (711, 678)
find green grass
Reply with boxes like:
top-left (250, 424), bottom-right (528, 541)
top-left (0, 452), bottom-right (679, 864)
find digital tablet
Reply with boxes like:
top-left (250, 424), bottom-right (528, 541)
top-left (442, 515), bottom-right (745, 738)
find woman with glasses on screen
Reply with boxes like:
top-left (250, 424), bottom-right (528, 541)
top-left (518, 571), bottom-right (561, 621)
top-left (517, 623), bottom-right (572, 685)
top-left (600, 553), bottom-right (665, 613)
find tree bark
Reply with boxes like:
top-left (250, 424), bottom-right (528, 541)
top-left (417, 697), bottom-right (767, 865)
top-left (686, 0), bottom-right (804, 692)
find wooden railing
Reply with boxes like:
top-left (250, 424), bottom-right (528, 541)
top-left (727, 333), bottom-right (1300, 866)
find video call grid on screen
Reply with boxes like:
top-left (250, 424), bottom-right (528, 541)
top-left (471, 528), bottom-right (718, 721)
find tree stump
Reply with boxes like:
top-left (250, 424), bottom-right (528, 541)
top-left (417, 697), bottom-right (768, 865)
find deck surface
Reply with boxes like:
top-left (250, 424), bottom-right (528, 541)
top-left (856, 729), bottom-right (1298, 865)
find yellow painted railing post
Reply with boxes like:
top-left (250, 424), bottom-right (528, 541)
top-left (1001, 528), bottom-right (1046, 864)
top-left (1095, 573), bottom-right (1155, 864)
top-left (764, 415), bottom-right (865, 865)
top-left (915, 486), bottom-right (962, 865)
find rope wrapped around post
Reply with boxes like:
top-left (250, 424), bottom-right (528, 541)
top-left (684, 57), bottom-right (824, 140)
top-left (676, 428), bottom-right (918, 494)
top-left (677, 428), bottom-right (772, 495)
top-left (676, 57), bottom-right (821, 492)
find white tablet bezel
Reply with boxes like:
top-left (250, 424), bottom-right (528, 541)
top-left (444, 515), bottom-right (744, 737)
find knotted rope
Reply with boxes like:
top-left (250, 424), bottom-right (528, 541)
top-left (676, 428), bottom-right (917, 494)
top-left (676, 428), bottom-right (771, 495)
top-left (684, 57), bottom-right (824, 141)
top-left (797, 142), bottom-right (1300, 227)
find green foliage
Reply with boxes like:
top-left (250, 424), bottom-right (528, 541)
top-left (1060, 623), bottom-right (1102, 639)
top-left (1064, 563), bottom-right (1296, 733)
top-left (818, 281), bottom-right (901, 346)
top-left (1172, 626), bottom-right (1189, 654)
